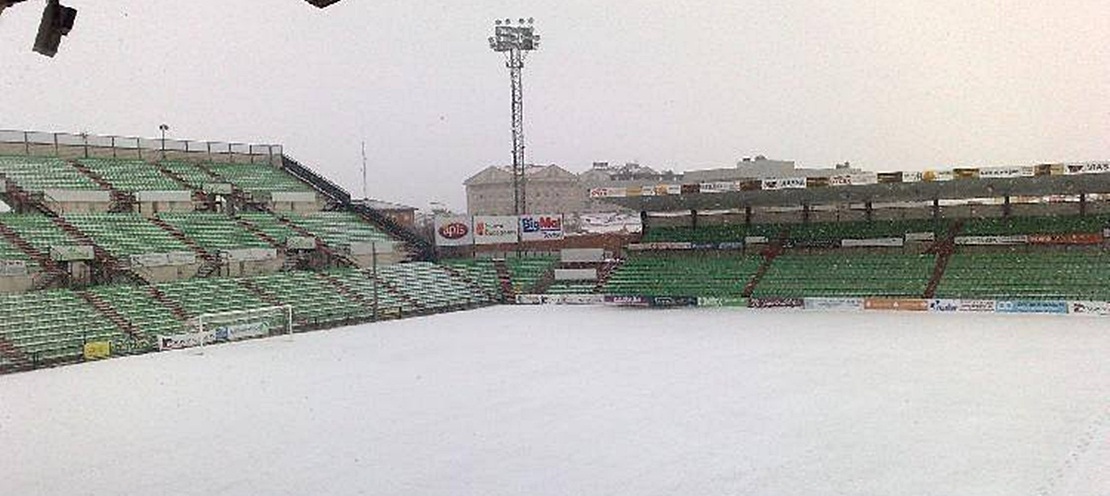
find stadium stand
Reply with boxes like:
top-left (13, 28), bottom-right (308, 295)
top-left (237, 212), bottom-right (303, 245)
top-left (375, 262), bottom-right (494, 310)
top-left (88, 284), bottom-right (183, 345)
top-left (753, 253), bottom-right (936, 297)
top-left (643, 219), bottom-right (949, 244)
top-left (205, 162), bottom-right (315, 196)
top-left (65, 213), bottom-right (192, 257)
top-left (76, 158), bottom-right (184, 192)
top-left (246, 271), bottom-right (372, 327)
top-left (604, 254), bottom-right (763, 297)
top-left (440, 259), bottom-right (502, 297)
top-left (935, 251), bottom-right (1110, 300)
top-left (959, 214), bottom-right (1110, 236)
top-left (504, 255), bottom-right (558, 293)
top-left (545, 281), bottom-right (597, 294)
top-left (154, 277), bottom-right (271, 318)
top-left (287, 211), bottom-right (393, 246)
top-left (0, 289), bottom-right (126, 365)
top-left (157, 213), bottom-right (274, 251)
top-left (158, 161), bottom-right (216, 190)
top-left (0, 155), bottom-right (102, 192)
top-left (0, 213), bottom-right (84, 256)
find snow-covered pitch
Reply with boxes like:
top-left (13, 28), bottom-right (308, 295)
top-left (2, 306), bottom-right (1108, 496)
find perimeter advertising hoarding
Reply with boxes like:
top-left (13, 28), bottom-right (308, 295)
top-left (804, 297), bottom-right (864, 311)
top-left (995, 300), bottom-right (1068, 314)
top-left (1026, 233), bottom-right (1102, 245)
top-left (841, 238), bottom-right (904, 248)
top-left (863, 298), bottom-right (928, 311)
top-left (603, 295), bottom-right (651, 307)
top-left (1068, 301), bottom-right (1110, 316)
top-left (697, 296), bottom-right (748, 307)
top-left (519, 214), bottom-right (565, 242)
top-left (749, 297), bottom-right (804, 309)
top-left (434, 215), bottom-right (473, 247)
top-left (473, 216), bottom-right (518, 245)
top-left (954, 235), bottom-right (1028, 246)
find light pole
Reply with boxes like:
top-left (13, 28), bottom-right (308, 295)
top-left (158, 123), bottom-right (169, 160)
top-left (488, 17), bottom-right (540, 217)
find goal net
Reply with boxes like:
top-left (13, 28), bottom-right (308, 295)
top-left (158, 305), bottom-right (293, 351)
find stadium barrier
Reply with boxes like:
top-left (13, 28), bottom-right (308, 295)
top-left (804, 297), bottom-right (865, 311)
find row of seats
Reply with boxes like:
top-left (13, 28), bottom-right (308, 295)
top-left (66, 213), bottom-right (192, 257)
top-left (158, 213), bottom-right (273, 251)
top-left (0, 289), bottom-right (125, 364)
top-left (374, 262), bottom-right (494, 309)
top-left (545, 281), bottom-right (597, 294)
top-left (0, 155), bottom-right (102, 192)
top-left (285, 212), bottom-right (392, 247)
top-left (605, 254), bottom-right (763, 297)
top-left (78, 157), bottom-right (184, 192)
top-left (644, 215), bottom-right (1110, 244)
top-left (248, 271), bottom-right (372, 326)
top-left (753, 254), bottom-right (935, 297)
top-left (205, 162), bottom-right (314, 197)
top-left (440, 259), bottom-right (502, 297)
top-left (935, 251), bottom-right (1110, 300)
top-left (504, 256), bottom-right (558, 293)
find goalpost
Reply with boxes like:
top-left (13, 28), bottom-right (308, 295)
top-left (158, 305), bottom-right (293, 352)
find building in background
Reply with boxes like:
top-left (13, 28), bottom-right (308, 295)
top-left (464, 157), bottom-right (856, 230)
top-left (353, 198), bottom-right (416, 229)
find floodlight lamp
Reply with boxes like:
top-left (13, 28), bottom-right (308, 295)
top-left (518, 18), bottom-right (525, 24)
top-left (504, 18), bottom-right (511, 24)
top-left (527, 17), bottom-right (534, 24)
top-left (495, 19), bottom-right (501, 25)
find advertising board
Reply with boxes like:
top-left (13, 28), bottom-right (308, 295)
top-left (954, 235), bottom-right (1028, 246)
top-left (50, 245), bottom-right (94, 262)
top-left (863, 298), bottom-right (928, 311)
top-left (804, 297), bottom-right (864, 311)
top-left (603, 295), bottom-right (651, 307)
top-left (519, 214), bottom-right (565, 242)
top-left (904, 232), bottom-right (936, 242)
top-left (434, 215), bottom-right (473, 247)
top-left (648, 296), bottom-right (698, 308)
top-left (1068, 301), bottom-right (1110, 316)
top-left (697, 296), bottom-right (748, 307)
top-left (588, 187), bottom-right (626, 198)
top-left (979, 166), bottom-right (1034, 178)
top-left (957, 300), bottom-right (996, 313)
top-left (995, 300), bottom-right (1068, 314)
top-left (749, 297), bottom-right (804, 309)
top-left (841, 237), bottom-right (904, 248)
top-left (0, 260), bottom-right (26, 276)
top-left (473, 216), bottom-right (519, 245)
top-left (83, 341), bottom-right (111, 360)
top-left (927, 299), bottom-right (960, 312)
top-left (1026, 233), bottom-right (1102, 245)
top-left (1064, 162), bottom-right (1110, 175)
top-left (699, 182), bottom-right (734, 194)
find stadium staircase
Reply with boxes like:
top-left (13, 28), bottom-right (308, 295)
top-left (236, 279), bottom-right (285, 307)
top-left (593, 258), bottom-right (623, 293)
top-left (0, 218), bottom-right (68, 289)
top-left (492, 259), bottom-right (516, 299)
top-left (922, 221), bottom-right (964, 298)
top-left (145, 285), bottom-right (190, 321)
top-left (742, 229), bottom-right (789, 297)
top-left (319, 272), bottom-right (387, 316)
top-left (233, 217), bottom-right (284, 249)
top-left (260, 208), bottom-right (356, 268)
top-left (365, 269), bottom-right (428, 313)
top-left (76, 290), bottom-right (141, 340)
top-left (147, 217), bottom-right (222, 278)
top-left (280, 154), bottom-right (436, 262)
top-left (0, 336), bottom-right (32, 373)
top-left (440, 264), bottom-right (501, 302)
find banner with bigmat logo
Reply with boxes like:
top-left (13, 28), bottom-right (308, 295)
top-left (519, 214), bottom-right (565, 241)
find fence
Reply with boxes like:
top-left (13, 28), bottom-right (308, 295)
top-left (0, 129), bottom-right (283, 165)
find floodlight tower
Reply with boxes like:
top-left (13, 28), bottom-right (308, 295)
top-left (488, 18), bottom-right (540, 216)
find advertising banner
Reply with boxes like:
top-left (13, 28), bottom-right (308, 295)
top-left (653, 184), bottom-right (682, 196)
top-left (697, 296), bottom-right (748, 307)
top-left (761, 177), bottom-right (807, 191)
top-left (699, 182), bottom-right (734, 194)
top-left (0, 260), bottom-right (28, 276)
top-left (878, 172), bottom-right (903, 183)
top-left (589, 187), bottom-right (626, 198)
top-left (562, 294), bottom-right (605, 305)
top-left (83, 341), bottom-right (111, 360)
top-left (744, 236), bottom-right (769, 244)
top-left (804, 297), bottom-right (864, 311)
top-left (922, 170), bottom-right (954, 182)
top-left (829, 175), bottom-right (852, 186)
top-left (979, 166), bottom-right (1034, 179)
top-left (50, 245), bottom-right (94, 262)
top-left (603, 295), bottom-right (651, 307)
top-left (850, 172), bottom-right (879, 185)
top-left (1064, 162), bottom-right (1110, 175)
top-left (561, 248), bottom-right (604, 263)
top-left (717, 242), bottom-right (745, 250)
top-left (158, 330), bottom-right (217, 351)
top-left (130, 253), bottom-right (169, 268)
top-left (903, 171), bottom-right (923, 183)
top-left (749, 297), bottom-right (804, 309)
top-left (738, 180), bottom-right (762, 191)
top-left (515, 294), bottom-right (544, 305)
top-left (995, 300), bottom-right (1068, 314)
top-left (680, 184), bottom-right (700, 194)
top-left (286, 236), bottom-right (316, 250)
top-left (953, 168), bottom-right (980, 180)
top-left (904, 232), bottom-right (936, 242)
top-left (649, 296), bottom-right (699, 308)
top-left (957, 300), bottom-right (996, 313)
top-left (626, 242), bottom-right (694, 251)
top-left (519, 214), bottom-right (565, 242)
top-left (841, 237), bottom-right (904, 248)
top-left (954, 235), bottom-right (1028, 246)
top-left (434, 215), bottom-right (473, 247)
top-left (554, 268), bottom-right (597, 281)
top-left (473, 216), bottom-right (519, 245)
top-left (1026, 233), bottom-right (1102, 245)
top-left (927, 299), bottom-right (960, 312)
top-left (806, 177), bottom-right (829, 188)
top-left (166, 251), bottom-right (197, 266)
top-left (1068, 301), bottom-right (1110, 316)
top-left (863, 298), bottom-right (928, 311)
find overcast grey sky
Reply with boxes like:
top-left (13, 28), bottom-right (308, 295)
top-left (2, 0), bottom-right (1107, 210)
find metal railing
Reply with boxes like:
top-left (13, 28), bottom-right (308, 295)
top-left (0, 129), bottom-right (283, 165)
